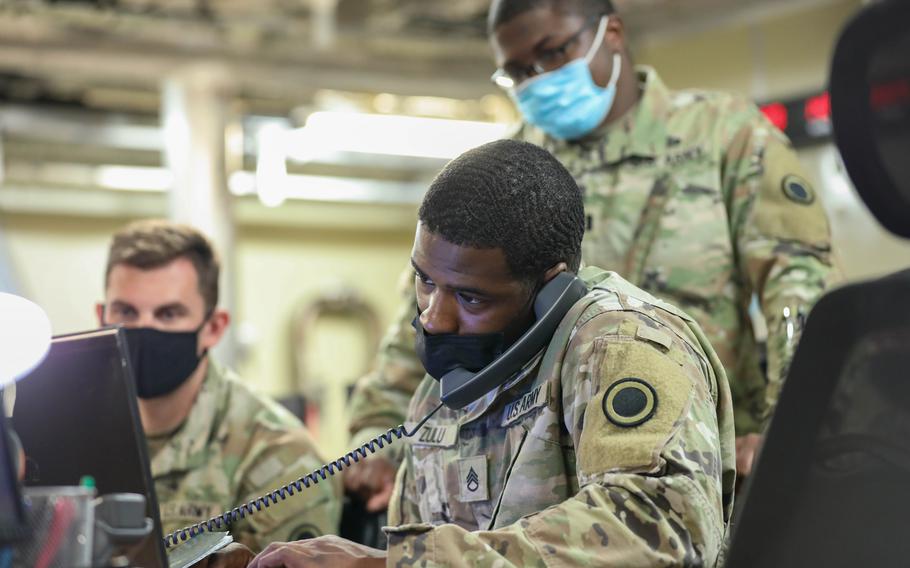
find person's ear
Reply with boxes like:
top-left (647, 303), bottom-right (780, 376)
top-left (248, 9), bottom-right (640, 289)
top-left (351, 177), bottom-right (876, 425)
top-left (199, 309), bottom-right (230, 351)
top-left (95, 303), bottom-right (106, 327)
top-left (604, 13), bottom-right (626, 52)
top-left (542, 262), bottom-right (569, 285)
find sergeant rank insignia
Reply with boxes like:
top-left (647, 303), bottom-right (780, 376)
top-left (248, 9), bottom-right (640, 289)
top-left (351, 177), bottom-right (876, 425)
top-left (465, 467), bottom-right (480, 492)
top-left (458, 456), bottom-right (488, 502)
top-left (603, 378), bottom-right (658, 428)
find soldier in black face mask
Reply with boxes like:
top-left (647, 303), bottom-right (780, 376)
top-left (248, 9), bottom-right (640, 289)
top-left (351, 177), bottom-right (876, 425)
top-left (207, 139), bottom-right (734, 568)
top-left (95, 220), bottom-right (341, 553)
top-left (97, 222), bottom-right (224, 417)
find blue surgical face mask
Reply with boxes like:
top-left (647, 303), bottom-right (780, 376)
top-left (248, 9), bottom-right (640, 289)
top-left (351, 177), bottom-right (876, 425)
top-left (514, 16), bottom-right (622, 140)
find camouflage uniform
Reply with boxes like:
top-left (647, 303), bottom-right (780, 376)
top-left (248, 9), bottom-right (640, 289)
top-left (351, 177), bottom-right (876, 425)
top-left (349, 66), bottom-right (834, 441)
top-left (150, 361), bottom-right (341, 552)
top-left (348, 265), bottom-right (426, 461)
top-left (384, 267), bottom-right (735, 567)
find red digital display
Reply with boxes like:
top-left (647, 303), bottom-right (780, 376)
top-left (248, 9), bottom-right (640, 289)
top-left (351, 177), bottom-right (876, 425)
top-left (804, 92), bottom-right (831, 123)
top-left (761, 102), bottom-right (788, 131)
top-left (758, 90), bottom-right (834, 147)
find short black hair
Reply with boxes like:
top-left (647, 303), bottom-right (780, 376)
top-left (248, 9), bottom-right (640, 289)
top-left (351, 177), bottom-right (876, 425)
top-left (418, 139), bottom-right (584, 283)
top-left (488, 0), bottom-right (615, 33)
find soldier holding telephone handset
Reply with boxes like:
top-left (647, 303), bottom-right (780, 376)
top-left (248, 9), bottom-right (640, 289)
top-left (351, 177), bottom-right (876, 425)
top-left (205, 140), bottom-right (735, 567)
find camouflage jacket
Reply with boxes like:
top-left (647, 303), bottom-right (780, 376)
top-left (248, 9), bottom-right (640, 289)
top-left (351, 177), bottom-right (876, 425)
top-left (384, 267), bottom-right (735, 567)
top-left (349, 67), bottom-right (835, 440)
top-left (150, 362), bottom-right (341, 552)
top-left (348, 264), bottom-right (426, 462)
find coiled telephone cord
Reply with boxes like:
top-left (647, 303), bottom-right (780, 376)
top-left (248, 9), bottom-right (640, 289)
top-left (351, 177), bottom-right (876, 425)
top-left (163, 402), bottom-right (443, 548)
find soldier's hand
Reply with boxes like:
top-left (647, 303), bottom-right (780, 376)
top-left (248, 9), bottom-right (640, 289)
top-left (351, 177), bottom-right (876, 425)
top-left (343, 456), bottom-right (397, 512)
top-left (248, 535), bottom-right (386, 568)
top-left (735, 433), bottom-right (764, 478)
top-left (192, 543), bottom-right (255, 568)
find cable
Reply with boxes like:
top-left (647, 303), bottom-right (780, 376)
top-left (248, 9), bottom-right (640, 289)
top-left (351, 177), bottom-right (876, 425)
top-left (35, 497), bottom-right (75, 568)
top-left (163, 402), bottom-right (444, 548)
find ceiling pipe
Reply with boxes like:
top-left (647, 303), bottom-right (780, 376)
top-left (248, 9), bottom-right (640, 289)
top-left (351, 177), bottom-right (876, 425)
top-left (310, 0), bottom-right (338, 50)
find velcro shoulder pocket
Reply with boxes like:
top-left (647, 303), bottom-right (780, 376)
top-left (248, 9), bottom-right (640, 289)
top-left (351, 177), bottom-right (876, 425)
top-left (578, 338), bottom-right (694, 478)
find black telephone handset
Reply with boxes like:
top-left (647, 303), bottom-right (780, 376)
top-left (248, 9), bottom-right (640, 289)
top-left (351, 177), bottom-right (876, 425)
top-left (164, 272), bottom-right (588, 549)
top-left (439, 272), bottom-right (588, 409)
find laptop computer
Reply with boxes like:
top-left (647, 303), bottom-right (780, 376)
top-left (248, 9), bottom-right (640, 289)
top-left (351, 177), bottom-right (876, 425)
top-left (11, 327), bottom-right (168, 567)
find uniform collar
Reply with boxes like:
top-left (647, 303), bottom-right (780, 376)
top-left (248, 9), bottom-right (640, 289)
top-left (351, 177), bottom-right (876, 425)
top-left (149, 361), bottom-right (228, 477)
top-left (537, 66), bottom-right (672, 165)
top-left (416, 350), bottom-right (545, 429)
top-left (457, 349), bottom-right (546, 425)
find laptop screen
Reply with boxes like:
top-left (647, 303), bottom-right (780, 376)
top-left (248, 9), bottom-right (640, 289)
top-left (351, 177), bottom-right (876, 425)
top-left (11, 327), bottom-right (167, 567)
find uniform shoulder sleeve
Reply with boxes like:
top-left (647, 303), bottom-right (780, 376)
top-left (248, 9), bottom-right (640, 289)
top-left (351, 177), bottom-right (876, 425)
top-left (720, 95), bottom-right (837, 433)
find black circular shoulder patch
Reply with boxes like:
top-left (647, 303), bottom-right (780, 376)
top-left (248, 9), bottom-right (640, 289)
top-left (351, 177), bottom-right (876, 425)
top-left (603, 378), bottom-right (657, 428)
top-left (781, 175), bottom-right (815, 205)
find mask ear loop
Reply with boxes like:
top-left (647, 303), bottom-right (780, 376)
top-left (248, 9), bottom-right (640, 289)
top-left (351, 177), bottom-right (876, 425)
top-left (194, 308), bottom-right (217, 360)
top-left (603, 53), bottom-right (622, 89)
top-left (195, 308), bottom-right (216, 333)
top-left (584, 15), bottom-right (610, 63)
top-left (586, 15), bottom-right (622, 91)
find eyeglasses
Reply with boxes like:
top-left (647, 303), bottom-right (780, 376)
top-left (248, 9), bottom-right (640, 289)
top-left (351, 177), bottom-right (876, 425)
top-left (491, 17), bottom-right (602, 90)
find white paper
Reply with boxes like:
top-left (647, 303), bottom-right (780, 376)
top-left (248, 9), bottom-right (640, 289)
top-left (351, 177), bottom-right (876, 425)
top-left (166, 531), bottom-right (233, 568)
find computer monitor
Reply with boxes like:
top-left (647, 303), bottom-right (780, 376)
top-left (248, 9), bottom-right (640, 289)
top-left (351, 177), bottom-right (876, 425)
top-left (0, 410), bottom-right (27, 544)
top-left (11, 328), bottom-right (167, 567)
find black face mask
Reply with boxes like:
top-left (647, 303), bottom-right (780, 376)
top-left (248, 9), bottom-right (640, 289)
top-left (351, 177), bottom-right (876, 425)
top-left (412, 316), bottom-right (504, 381)
top-left (123, 323), bottom-right (208, 399)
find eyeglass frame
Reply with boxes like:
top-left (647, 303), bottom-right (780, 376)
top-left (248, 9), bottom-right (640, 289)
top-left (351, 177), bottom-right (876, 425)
top-left (491, 14), bottom-right (607, 90)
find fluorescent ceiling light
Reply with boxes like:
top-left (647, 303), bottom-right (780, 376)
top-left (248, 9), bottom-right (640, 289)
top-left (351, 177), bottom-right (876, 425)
top-left (95, 165), bottom-right (173, 192)
top-left (229, 171), bottom-right (424, 205)
top-left (255, 123), bottom-right (289, 208)
top-left (287, 112), bottom-right (512, 161)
